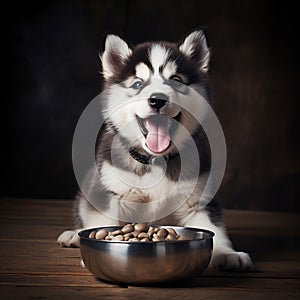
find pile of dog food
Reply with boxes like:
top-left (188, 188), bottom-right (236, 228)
top-left (88, 223), bottom-right (188, 242)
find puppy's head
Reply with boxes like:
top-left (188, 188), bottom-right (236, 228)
top-left (100, 30), bottom-right (210, 156)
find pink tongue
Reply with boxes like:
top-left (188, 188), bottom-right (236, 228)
top-left (145, 116), bottom-right (170, 153)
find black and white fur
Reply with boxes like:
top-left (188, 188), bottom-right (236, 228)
top-left (58, 30), bottom-right (252, 271)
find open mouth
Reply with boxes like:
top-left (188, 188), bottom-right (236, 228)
top-left (136, 113), bottom-right (181, 154)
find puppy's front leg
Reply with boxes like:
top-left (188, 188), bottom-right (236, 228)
top-left (57, 204), bottom-right (119, 248)
top-left (183, 210), bottom-right (252, 271)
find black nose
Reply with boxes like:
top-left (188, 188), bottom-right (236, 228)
top-left (148, 93), bottom-right (169, 110)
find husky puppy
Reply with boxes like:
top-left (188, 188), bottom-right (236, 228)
top-left (58, 30), bottom-right (252, 271)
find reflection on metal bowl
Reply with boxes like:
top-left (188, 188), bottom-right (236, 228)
top-left (79, 226), bottom-right (214, 284)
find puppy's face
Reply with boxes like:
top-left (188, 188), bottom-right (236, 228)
top-left (101, 30), bottom-right (210, 156)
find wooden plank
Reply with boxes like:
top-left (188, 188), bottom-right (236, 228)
top-left (0, 239), bottom-right (85, 274)
top-left (0, 273), bottom-right (121, 288)
top-left (0, 284), bottom-right (299, 300)
top-left (0, 239), bottom-right (298, 279)
top-left (0, 198), bottom-right (299, 299)
top-left (0, 198), bottom-right (72, 215)
top-left (223, 209), bottom-right (300, 230)
top-left (0, 274), bottom-right (299, 290)
top-left (0, 223), bottom-right (71, 240)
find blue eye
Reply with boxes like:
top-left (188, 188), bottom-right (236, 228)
top-left (131, 80), bottom-right (144, 89)
top-left (170, 75), bottom-right (184, 85)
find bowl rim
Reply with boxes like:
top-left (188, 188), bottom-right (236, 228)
top-left (78, 225), bottom-right (215, 244)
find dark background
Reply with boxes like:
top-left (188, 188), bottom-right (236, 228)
top-left (2, 0), bottom-right (299, 211)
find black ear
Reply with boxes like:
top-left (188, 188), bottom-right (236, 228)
top-left (100, 35), bottom-right (132, 79)
top-left (178, 30), bottom-right (210, 73)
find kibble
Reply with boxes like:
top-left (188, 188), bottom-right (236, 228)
top-left (152, 233), bottom-right (165, 242)
top-left (129, 237), bottom-right (140, 242)
top-left (88, 230), bottom-right (96, 239)
top-left (166, 234), bottom-right (176, 241)
top-left (166, 228), bottom-right (177, 236)
top-left (156, 228), bottom-right (168, 238)
top-left (89, 223), bottom-right (188, 242)
top-left (137, 232), bottom-right (149, 239)
top-left (134, 223), bottom-right (149, 232)
top-left (147, 226), bottom-right (155, 236)
top-left (111, 229), bottom-right (123, 236)
top-left (177, 235), bottom-right (189, 241)
top-left (95, 229), bottom-right (108, 240)
top-left (112, 234), bottom-right (124, 241)
top-left (122, 224), bottom-right (134, 233)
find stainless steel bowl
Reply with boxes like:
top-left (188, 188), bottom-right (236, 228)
top-left (79, 226), bottom-right (214, 284)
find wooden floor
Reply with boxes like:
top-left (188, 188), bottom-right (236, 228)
top-left (0, 198), bottom-right (299, 299)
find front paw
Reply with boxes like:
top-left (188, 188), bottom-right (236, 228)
top-left (213, 251), bottom-right (253, 272)
top-left (57, 230), bottom-right (80, 247)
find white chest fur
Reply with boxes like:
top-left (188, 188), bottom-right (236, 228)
top-left (100, 161), bottom-right (178, 200)
top-left (99, 161), bottom-right (206, 222)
